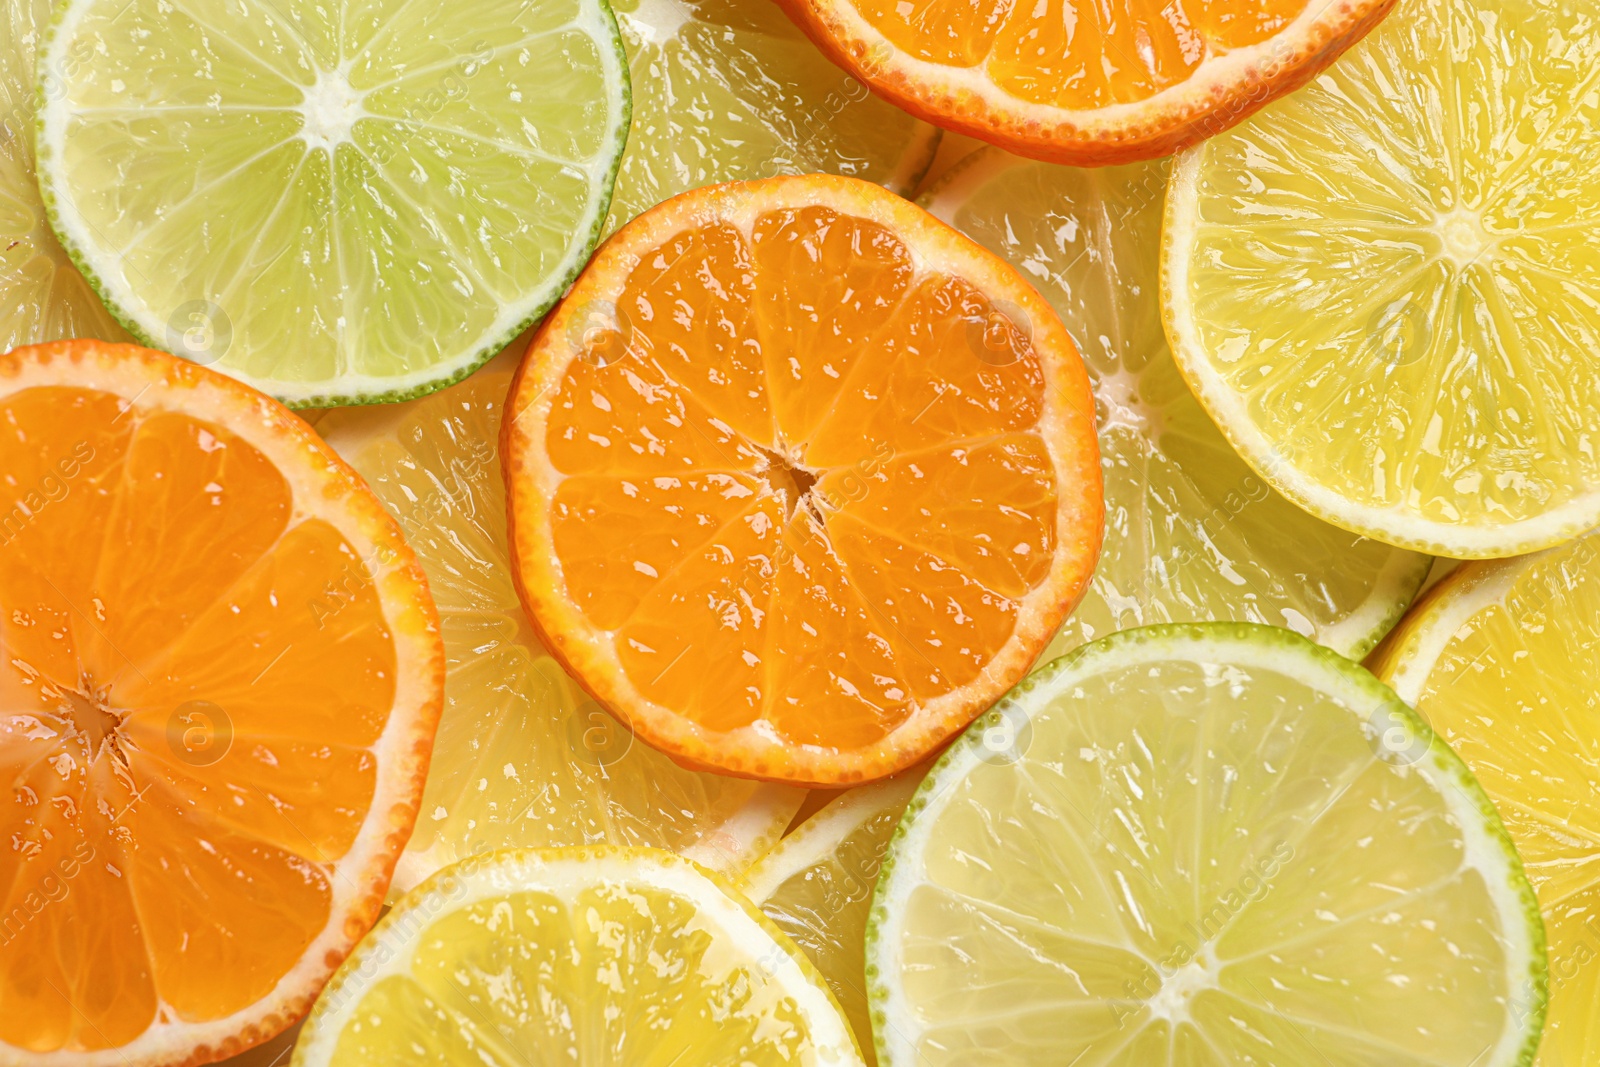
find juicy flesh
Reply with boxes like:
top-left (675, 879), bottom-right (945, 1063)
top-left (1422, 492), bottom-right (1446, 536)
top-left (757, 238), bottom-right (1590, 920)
top-left (1406, 544), bottom-right (1600, 1064)
top-left (334, 880), bottom-right (826, 1064)
top-left (0, 386), bottom-right (395, 1049)
top-left (849, 0), bottom-right (1309, 108)
top-left (755, 786), bottom-right (916, 1066)
top-left (939, 154), bottom-right (1424, 661)
top-left (1182, 0), bottom-right (1600, 530)
top-left (546, 206), bottom-right (1060, 750)
top-left (338, 370), bottom-right (784, 885)
top-left (51, 0), bottom-right (617, 388)
top-left (895, 657), bottom-right (1521, 1064)
top-left (0, 0), bottom-right (127, 351)
top-left (605, 0), bottom-right (930, 230)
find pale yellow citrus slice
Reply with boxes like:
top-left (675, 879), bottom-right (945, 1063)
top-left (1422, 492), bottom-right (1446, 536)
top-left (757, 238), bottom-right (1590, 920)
top-left (316, 356), bottom-right (802, 893)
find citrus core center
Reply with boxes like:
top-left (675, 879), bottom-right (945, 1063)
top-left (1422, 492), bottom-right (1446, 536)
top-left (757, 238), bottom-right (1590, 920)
top-left (1436, 207), bottom-right (1494, 268)
top-left (299, 69), bottom-right (366, 152)
top-left (757, 447), bottom-right (821, 522)
top-left (1145, 950), bottom-right (1220, 1025)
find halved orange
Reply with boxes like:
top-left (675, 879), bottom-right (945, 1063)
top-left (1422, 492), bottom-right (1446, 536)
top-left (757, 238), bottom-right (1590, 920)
top-left (777, 0), bottom-right (1397, 165)
top-left (502, 174), bottom-right (1102, 787)
top-left (0, 341), bottom-right (443, 1066)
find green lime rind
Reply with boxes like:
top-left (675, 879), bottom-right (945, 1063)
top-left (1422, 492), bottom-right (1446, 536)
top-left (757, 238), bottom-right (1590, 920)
top-left (33, 0), bottom-right (632, 409)
top-left (864, 621), bottom-right (1548, 1067)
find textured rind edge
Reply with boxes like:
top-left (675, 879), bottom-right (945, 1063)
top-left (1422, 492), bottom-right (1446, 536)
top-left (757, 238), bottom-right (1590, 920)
top-left (918, 145), bottom-right (1434, 661)
top-left (774, 0), bottom-right (1397, 167)
top-left (1162, 137), bottom-right (1600, 559)
top-left (32, 0), bottom-right (633, 410)
top-left (500, 172), bottom-right (1104, 788)
top-left (0, 340), bottom-right (446, 1067)
top-left (290, 845), bottom-right (868, 1067)
top-left (863, 621), bottom-right (1549, 1067)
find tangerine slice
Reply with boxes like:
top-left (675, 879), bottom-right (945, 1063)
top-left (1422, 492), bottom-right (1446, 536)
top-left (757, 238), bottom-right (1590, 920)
top-left (503, 175), bottom-right (1101, 786)
top-left (775, 0), bottom-right (1396, 165)
top-left (0, 341), bottom-right (442, 1065)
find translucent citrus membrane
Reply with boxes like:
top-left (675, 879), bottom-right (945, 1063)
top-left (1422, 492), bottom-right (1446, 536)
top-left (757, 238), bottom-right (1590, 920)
top-left (0, 0), bottom-right (126, 350)
top-left (878, 631), bottom-right (1539, 1066)
top-left (1174, 0), bottom-right (1600, 542)
top-left (310, 850), bottom-right (860, 1066)
top-left (545, 205), bottom-right (1056, 750)
top-left (42, 0), bottom-right (622, 399)
top-left (325, 367), bottom-right (799, 889)
top-left (848, 0), bottom-right (1308, 108)
top-left (1369, 539), bottom-right (1600, 1065)
top-left (605, 0), bottom-right (937, 230)
top-left (743, 773), bottom-right (922, 1066)
top-left (927, 151), bottom-right (1427, 661)
top-left (0, 385), bottom-right (394, 1049)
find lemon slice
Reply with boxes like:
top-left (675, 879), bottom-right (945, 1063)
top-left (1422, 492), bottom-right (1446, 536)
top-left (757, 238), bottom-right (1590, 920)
top-left (293, 847), bottom-right (864, 1065)
top-left (868, 623), bottom-right (1546, 1067)
top-left (1163, 0), bottom-right (1600, 557)
top-left (922, 149), bottom-right (1429, 662)
top-left (316, 357), bottom-right (802, 894)
top-left (743, 773), bottom-right (922, 1065)
top-left (605, 0), bottom-right (939, 230)
top-left (1369, 536), bottom-right (1600, 1065)
top-left (0, 0), bottom-right (125, 349)
top-left (36, 0), bottom-right (629, 406)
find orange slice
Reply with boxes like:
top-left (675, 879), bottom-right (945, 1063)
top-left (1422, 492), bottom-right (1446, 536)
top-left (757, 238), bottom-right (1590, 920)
top-left (776, 0), bottom-right (1397, 165)
top-left (0, 341), bottom-right (443, 1066)
top-left (502, 174), bottom-right (1101, 787)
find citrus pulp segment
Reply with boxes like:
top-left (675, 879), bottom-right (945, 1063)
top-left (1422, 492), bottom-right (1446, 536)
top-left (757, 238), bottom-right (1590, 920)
top-left (867, 623), bottom-right (1546, 1067)
top-left (775, 0), bottom-right (1396, 166)
top-left (1163, 0), bottom-right (1600, 557)
top-left (291, 847), bottom-right (866, 1066)
top-left (35, 0), bottom-right (630, 407)
top-left (0, 0), bottom-right (126, 350)
top-left (0, 341), bottom-right (443, 1066)
top-left (316, 356), bottom-right (803, 894)
top-left (605, 0), bottom-right (940, 231)
top-left (1369, 535), bottom-right (1600, 1066)
top-left (743, 773), bottom-right (922, 1065)
top-left (922, 148), bottom-right (1430, 663)
top-left (502, 174), bottom-right (1103, 787)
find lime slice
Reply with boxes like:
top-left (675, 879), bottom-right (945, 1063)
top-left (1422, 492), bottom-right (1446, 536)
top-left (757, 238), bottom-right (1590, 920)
top-left (0, 0), bottom-right (126, 349)
top-left (743, 773), bottom-right (922, 1065)
top-left (316, 356), bottom-right (802, 894)
top-left (922, 149), bottom-right (1429, 662)
top-left (1370, 536), bottom-right (1600, 1065)
top-left (36, 0), bottom-right (629, 406)
top-left (868, 623), bottom-right (1546, 1067)
top-left (1163, 0), bottom-right (1600, 557)
top-left (604, 0), bottom-right (938, 231)
top-left (293, 847), bottom-right (865, 1065)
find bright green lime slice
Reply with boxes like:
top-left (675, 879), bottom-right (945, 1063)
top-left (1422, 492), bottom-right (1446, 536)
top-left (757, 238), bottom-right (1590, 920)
top-left (921, 149), bottom-right (1430, 662)
top-left (868, 623), bottom-right (1546, 1067)
top-left (0, 0), bottom-right (126, 349)
top-left (36, 0), bottom-right (629, 406)
top-left (604, 0), bottom-right (938, 232)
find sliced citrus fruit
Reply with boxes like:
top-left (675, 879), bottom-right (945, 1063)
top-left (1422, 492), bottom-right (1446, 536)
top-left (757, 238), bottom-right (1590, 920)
top-left (606, 0), bottom-right (940, 230)
top-left (868, 623), bottom-right (1546, 1067)
top-left (502, 173), bottom-right (1103, 787)
top-left (1369, 534), bottom-right (1600, 1065)
top-left (1163, 0), bottom-right (1600, 557)
top-left (292, 846), bottom-right (865, 1065)
top-left (775, 0), bottom-right (1395, 166)
top-left (0, 340), bottom-right (443, 1065)
top-left (743, 772), bottom-right (922, 1065)
top-left (0, 0), bottom-right (127, 350)
top-left (317, 354), bottom-right (803, 893)
top-left (36, 0), bottom-right (629, 407)
top-left (923, 148), bottom-right (1430, 663)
